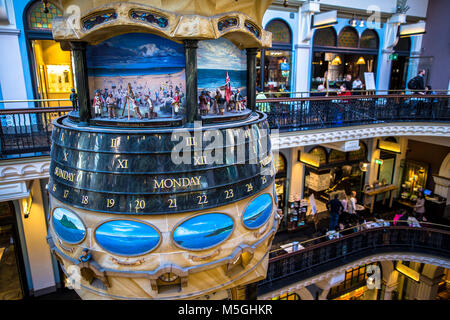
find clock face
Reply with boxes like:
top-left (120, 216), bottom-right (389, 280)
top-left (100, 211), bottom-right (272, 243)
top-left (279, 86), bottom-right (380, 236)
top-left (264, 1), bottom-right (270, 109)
top-left (49, 116), bottom-right (275, 215)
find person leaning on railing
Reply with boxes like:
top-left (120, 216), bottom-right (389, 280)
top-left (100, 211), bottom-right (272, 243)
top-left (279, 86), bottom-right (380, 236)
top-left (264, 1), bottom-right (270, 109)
top-left (256, 87), bottom-right (270, 112)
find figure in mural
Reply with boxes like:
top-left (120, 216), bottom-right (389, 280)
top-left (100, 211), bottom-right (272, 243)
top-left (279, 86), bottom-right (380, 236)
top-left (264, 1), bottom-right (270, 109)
top-left (234, 89), bottom-right (244, 112)
top-left (106, 93), bottom-right (117, 119)
top-left (199, 91), bottom-right (209, 116)
top-left (172, 90), bottom-right (180, 117)
top-left (213, 89), bottom-right (222, 115)
top-left (93, 91), bottom-right (104, 118)
top-left (70, 88), bottom-right (78, 112)
top-left (143, 94), bottom-right (154, 119)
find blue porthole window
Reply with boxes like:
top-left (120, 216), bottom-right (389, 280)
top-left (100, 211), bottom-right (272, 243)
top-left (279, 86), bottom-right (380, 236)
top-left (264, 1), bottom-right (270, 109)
top-left (172, 213), bottom-right (234, 251)
top-left (242, 193), bottom-right (273, 229)
top-left (95, 220), bottom-right (161, 256)
top-left (52, 207), bottom-right (86, 244)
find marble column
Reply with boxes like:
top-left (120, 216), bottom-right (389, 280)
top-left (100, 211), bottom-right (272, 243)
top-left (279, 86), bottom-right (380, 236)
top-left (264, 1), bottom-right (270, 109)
top-left (70, 42), bottom-right (91, 125)
top-left (377, 13), bottom-right (406, 93)
top-left (246, 48), bottom-right (258, 112)
top-left (294, 2), bottom-right (320, 95)
top-left (184, 40), bottom-right (199, 123)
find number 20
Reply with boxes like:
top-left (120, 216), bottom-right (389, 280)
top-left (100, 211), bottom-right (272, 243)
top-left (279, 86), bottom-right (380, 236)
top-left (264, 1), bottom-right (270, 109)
top-left (135, 200), bottom-right (145, 210)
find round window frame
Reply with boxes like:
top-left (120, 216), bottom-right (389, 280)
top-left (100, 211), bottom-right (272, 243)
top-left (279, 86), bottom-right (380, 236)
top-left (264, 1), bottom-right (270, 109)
top-left (171, 212), bottom-right (235, 252)
top-left (241, 192), bottom-right (274, 230)
top-left (93, 218), bottom-right (162, 257)
top-left (51, 206), bottom-right (87, 245)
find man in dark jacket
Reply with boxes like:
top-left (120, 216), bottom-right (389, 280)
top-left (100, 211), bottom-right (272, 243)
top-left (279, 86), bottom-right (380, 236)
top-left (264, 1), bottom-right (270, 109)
top-left (327, 194), bottom-right (344, 231)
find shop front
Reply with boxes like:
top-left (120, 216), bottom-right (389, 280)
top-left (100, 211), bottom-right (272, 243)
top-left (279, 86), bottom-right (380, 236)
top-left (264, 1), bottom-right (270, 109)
top-left (0, 202), bottom-right (28, 300)
top-left (302, 143), bottom-right (369, 215)
top-left (328, 263), bottom-right (380, 300)
top-left (257, 19), bottom-right (293, 95)
top-left (311, 26), bottom-right (379, 93)
top-left (274, 152), bottom-right (289, 231)
top-left (25, 1), bottom-right (74, 107)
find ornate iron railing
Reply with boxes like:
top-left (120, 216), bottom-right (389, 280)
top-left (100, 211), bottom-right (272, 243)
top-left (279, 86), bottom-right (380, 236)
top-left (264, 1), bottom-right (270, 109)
top-left (257, 94), bottom-right (450, 132)
top-left (0, 94), bottom-right (449, 157)
top-left (0, 100), bottom-right (71, 157)
top-left (258, 221), bottom-right (450, 295)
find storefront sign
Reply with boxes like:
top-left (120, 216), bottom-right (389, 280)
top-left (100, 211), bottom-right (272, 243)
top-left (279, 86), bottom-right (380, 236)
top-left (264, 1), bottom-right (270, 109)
top-left (364, 72), bottom-right (376, 90)
top-left (395, 262), bottom-right (420, 282)
top-left (298, 152), bottom-right (320, 167)
top-left (378, 140), bottom-right (401, 153)
top-left (312, 10), bottom-right (337, 29)
top-left (323, 140), bottom-right (360, 152)
top-left (374, 159), bottom-right (383, 165)
top-left (399, 21), bottom-right (426, 38)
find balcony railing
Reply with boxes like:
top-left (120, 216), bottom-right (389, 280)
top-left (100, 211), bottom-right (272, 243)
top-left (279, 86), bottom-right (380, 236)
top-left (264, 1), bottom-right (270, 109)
top-left (0, 93), bottom-right (449, 157)
top-left (257, 93), bottom-right (450, 132)
top-left (0, 99), bottom-right (71, 157)
top-left (258, 221), bottom-right (450, 295)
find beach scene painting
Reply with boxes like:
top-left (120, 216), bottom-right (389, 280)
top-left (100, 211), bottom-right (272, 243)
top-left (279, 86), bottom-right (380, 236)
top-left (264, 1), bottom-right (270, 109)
top-left (86, 33), bottom-right (186, 118)
top-left (197, 38), bottom-right (247, 98)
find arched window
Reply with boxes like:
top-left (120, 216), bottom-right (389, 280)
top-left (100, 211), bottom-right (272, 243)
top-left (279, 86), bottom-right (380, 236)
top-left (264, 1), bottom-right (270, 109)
top-left (266, 19), bottom-right (292, 45)
top-left (309, 147), bottom-right (327, 166)
top-left (25, 1), bottom-right (73, 104)
top-left (329, 149), bottom-right (346, 164)
top-left (348, 142), bottom-right (368, 161)
top-left (260, 19), bottom-right (293, 93)
top-left (27, 1), bottom-right (62, 31)
top-left (338, 27), bottom-right (359, 48)
top-left (360, 29), bottom-right (379, 49)
top-left (313, 27), bottom-right (337, 47)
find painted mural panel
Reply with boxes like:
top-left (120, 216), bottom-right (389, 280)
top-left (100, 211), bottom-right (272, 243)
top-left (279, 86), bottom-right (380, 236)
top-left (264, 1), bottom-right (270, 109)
top-left (86, 33), bottom-right (186, 119)
top-left (197, 38), bottom-right (247, 115)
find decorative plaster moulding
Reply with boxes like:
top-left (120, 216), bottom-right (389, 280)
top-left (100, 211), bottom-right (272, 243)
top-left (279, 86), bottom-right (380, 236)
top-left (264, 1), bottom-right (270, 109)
top-left (271, 123), bottom-right (450, 150)
top-left (0, 158), bottom-right (50, 183)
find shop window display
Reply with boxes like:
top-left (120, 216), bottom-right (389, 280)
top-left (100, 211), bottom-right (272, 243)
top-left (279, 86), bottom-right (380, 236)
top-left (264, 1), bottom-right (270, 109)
top-left (304, 143), bottom-right (368, 214)
top-left (259, 19), bottom-right (292, 95)
top-left (311, 26), bottom-right (378, 93)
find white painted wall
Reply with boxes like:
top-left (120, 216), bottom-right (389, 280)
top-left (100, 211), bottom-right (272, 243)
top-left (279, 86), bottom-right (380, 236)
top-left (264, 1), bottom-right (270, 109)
top-left (18, 179), bottom-right (56, 295)
top-left (319, 0), bottom-right (428, 18)
top-left (0, 0), bottom-right (28, 108)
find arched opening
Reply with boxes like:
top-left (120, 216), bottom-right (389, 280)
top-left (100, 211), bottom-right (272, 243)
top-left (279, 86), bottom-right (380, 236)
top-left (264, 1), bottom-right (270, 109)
top-left (338, 27), bottom-right (359, 48)
top-left (24, 1), bottom-right (73, 106)
top-left (360, 29), bottom-right (379, 49)
top-left (313, 27), bottom-right (337, 47)
top-left (258, 19), bottom-right (292, 95)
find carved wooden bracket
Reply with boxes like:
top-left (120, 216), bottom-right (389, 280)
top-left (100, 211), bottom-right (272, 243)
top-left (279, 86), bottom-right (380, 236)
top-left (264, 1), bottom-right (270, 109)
top-left (110, 256), bottom-right (145, 266)
top-left (189, 249), bottom-right (221, 262)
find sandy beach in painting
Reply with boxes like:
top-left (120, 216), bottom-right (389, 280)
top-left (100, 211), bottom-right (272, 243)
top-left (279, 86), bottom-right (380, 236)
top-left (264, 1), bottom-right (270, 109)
top-left (88, 69), bottom-right (186, 99)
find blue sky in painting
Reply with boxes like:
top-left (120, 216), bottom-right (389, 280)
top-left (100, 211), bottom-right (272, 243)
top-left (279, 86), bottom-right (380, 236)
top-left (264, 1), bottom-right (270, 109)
top-left (87, 33), bottom-right (185, 71)
top-left (197, 38), bottom-right (246, 71)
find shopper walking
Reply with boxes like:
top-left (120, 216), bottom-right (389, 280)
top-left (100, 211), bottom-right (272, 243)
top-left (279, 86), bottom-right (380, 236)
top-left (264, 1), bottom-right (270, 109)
top-left (414, 192), bottom-right (427, 221)
top-left (326, 194), bottom-right (344, 231)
